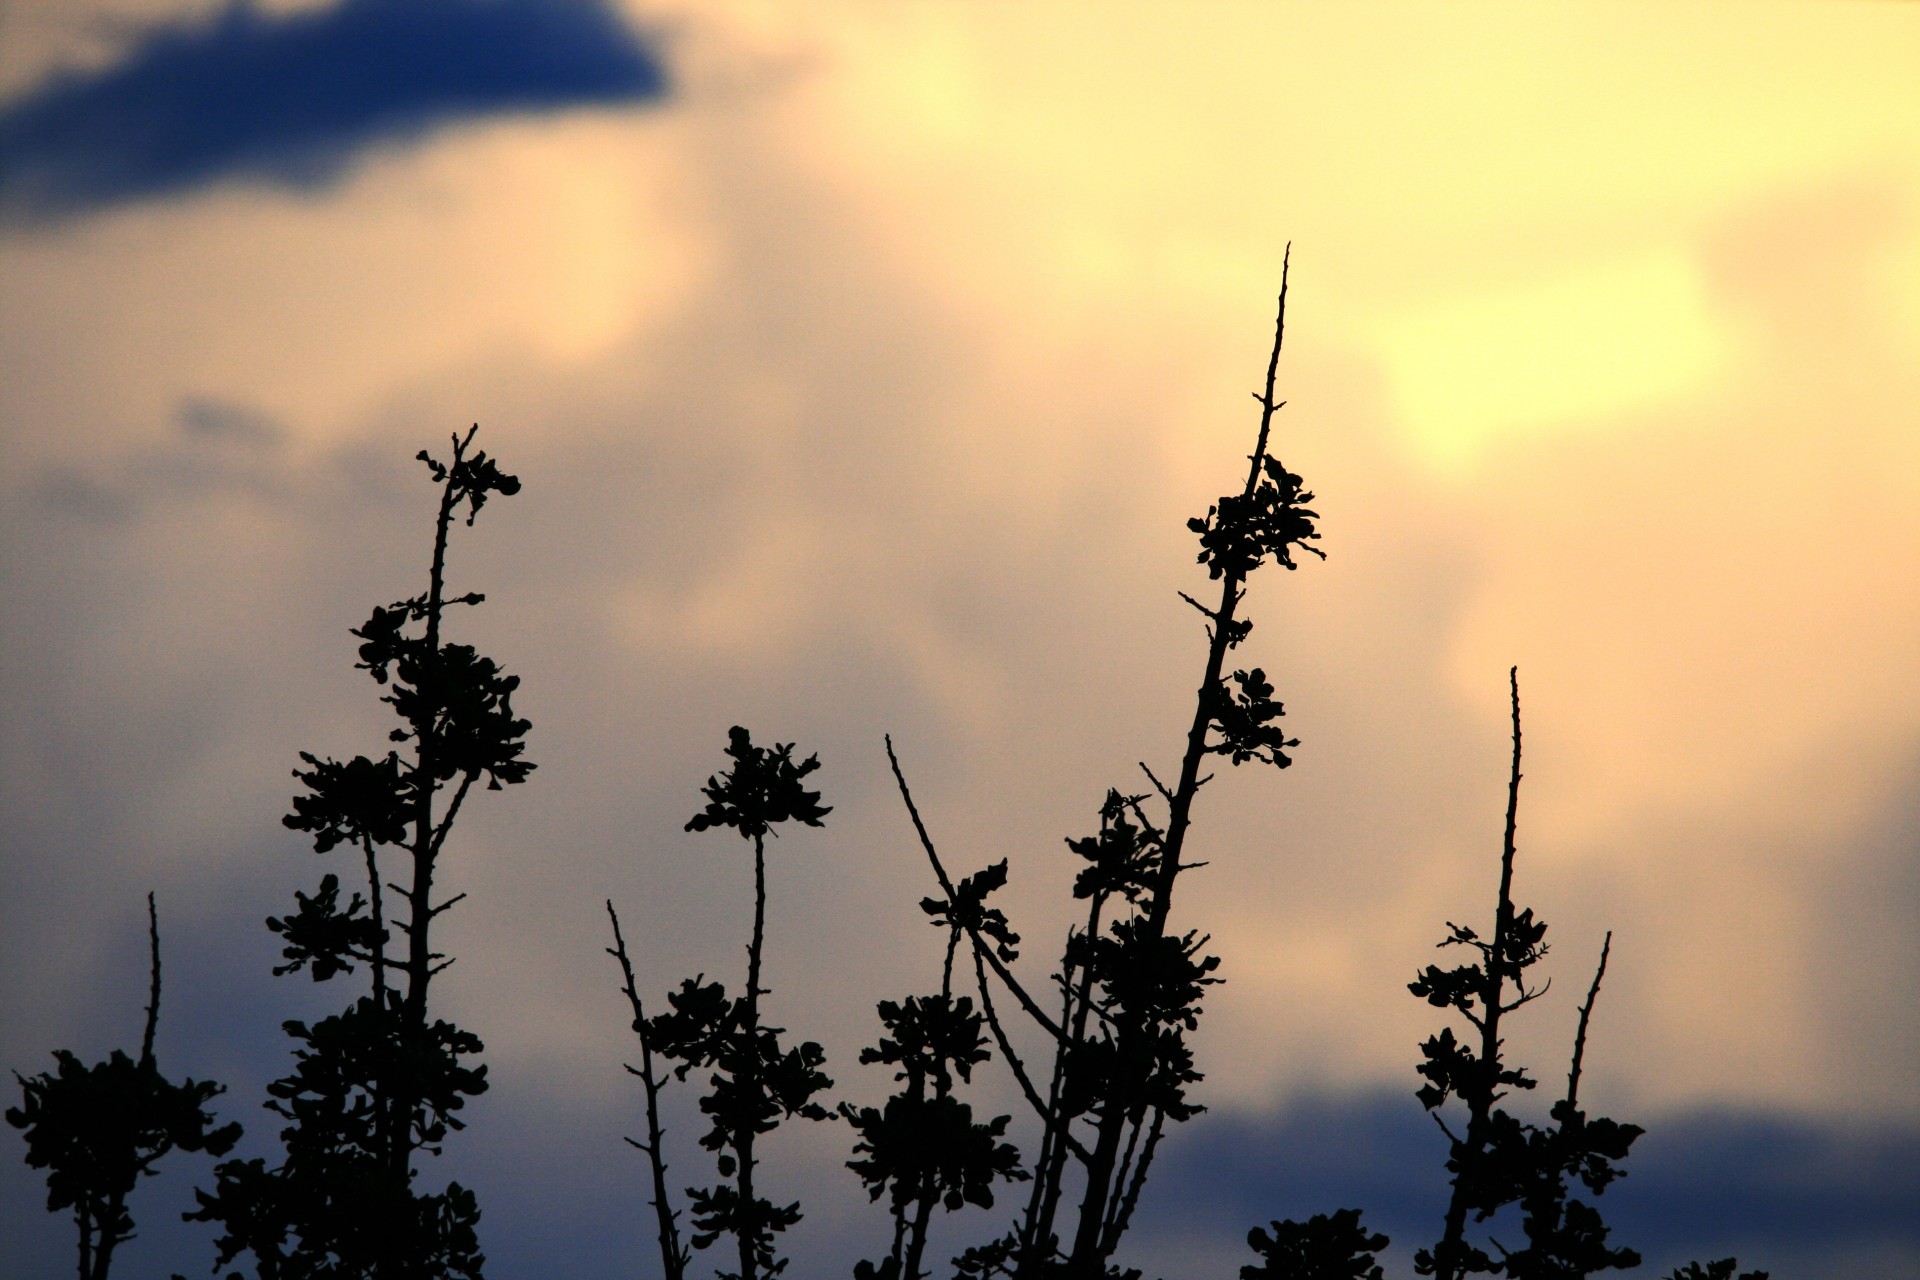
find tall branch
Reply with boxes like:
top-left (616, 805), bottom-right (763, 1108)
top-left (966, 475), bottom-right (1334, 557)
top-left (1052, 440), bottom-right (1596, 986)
top-left (139, 893), bottom-right (161, 1071)
top-left (1566, 931), bottom-right (1612, 1114)
top-left (885, 737), bottom-right (1064, 1042)
top-left (1435, 666), bottom-right (1525, 1280)
top-left (606, 900), bottom-right (688, 1280)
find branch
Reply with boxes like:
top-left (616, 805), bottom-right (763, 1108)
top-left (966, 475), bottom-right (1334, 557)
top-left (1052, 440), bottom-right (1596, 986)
top-left (1103, 1106), bottom-right (1165, 1254)
top-left (1565, 931), bottom-right (1612, 1113)
top-left (1138, 762), bottom-right (1175, 806)
top-left (606, 900), bottom-right (688, 1280)
top-left (359, 835), bottom-right (389, 1010)
top-left (885, 735), bottom-right (1065, 1042)
top-left (140, 892), bottom-right (161, 1070)
top-left (1501, 977), bottom-right (1551, 1014)
top-left (428, 773), bottom-right (477, 861)
top-left (428, 892), bottom-right (469, 919)
top-left (970, 944), bottom-right (1093, 1166)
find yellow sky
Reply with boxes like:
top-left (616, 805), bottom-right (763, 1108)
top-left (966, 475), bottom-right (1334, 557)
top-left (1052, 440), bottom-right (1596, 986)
top-left (3, 0), bottom-right (1917, 1132)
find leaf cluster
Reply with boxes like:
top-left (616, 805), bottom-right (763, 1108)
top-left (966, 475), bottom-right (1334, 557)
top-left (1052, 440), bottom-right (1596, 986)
top-left (349, 612), bottom-right (532, 792)
top-left (266, 873), bottom-right (384, 983)
top-left (9, 1050), bottom-right (240, 1251)
top-left (1243, 1208), bottom-right (1389, 1280)
top-left (649, 978), bottom-right (834, 1152)
top-left (686, 726), bottom-right (831, 840)
top-left (845, 996), bottom-right (1026, 1215)
top-left (921, 861), bottom-right (1022, 963)
top-left (1207, 667), bottom-right (1299, 769)
top-left (191, 1153), bottom-right (484, 1280)
top-left (415, 438), bottom-right (521, 527)
top-left (190, 997), bottom-right (490, 1277)
top-left (1188, 454), bottom-right (1324, 580)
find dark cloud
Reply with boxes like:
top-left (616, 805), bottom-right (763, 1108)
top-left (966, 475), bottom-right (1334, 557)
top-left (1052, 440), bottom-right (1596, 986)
top-left (29, 397), bottom-right (291, 522)
top-left (1130, 1090), bottom-right (1920, 1278)
top-left (11, 1073), bottom-right (1911, 1277)
top-left (0, 0), bottom-right (669, 221)
top-left (177, 396), bottom-right (283, 444)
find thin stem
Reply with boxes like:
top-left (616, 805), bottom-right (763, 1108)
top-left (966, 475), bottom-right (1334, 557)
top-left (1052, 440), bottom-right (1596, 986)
top-left (1103, 1109), bottom-right (1145, 1247)
top-left (903, 1192), bottom-right (937, 1280)
top-left (1104, 1106), bottom-right (1165, 1253)
top-left (139, 893), bottom-right (160, 1070)
top-left (1065, 252), bottom-right (1297, 1279)
top-left (605, 900), bottom-right (687, 1280)
top-left (941, 926), bottom-right (960, 1003)
top-left (1018, 924), bottom-right (1086, 1268)
top-left (1435, 666), bottom-right (1525, 1280)
top-left (885, 737), bottom-right (1064, 1042)
top-left (970, 945), bottom-right (1092, 1165)
top-left (1566, 931), bottom-right (1613, 1115)
top-left (735, 829), bottom-right (770, 1280)
top-left (427, 773), bottom-right (476, 861)
top-left (77, 1197), bottom-right (93, 1280)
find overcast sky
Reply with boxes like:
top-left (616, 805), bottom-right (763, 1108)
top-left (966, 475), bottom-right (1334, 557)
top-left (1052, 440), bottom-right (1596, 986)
top-left (2, 3), bottom-right (1917, 1277)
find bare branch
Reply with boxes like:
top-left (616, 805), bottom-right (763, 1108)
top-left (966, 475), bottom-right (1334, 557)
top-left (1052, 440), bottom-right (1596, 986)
top-left (606, 899), bottom-right (688, 1280)
top-left (1138, 762), bottom-right (1176, 807)
top-left (885, 735), bottom-right (1065, 1042)
top-left (428, 892), bottom-right (468, 919)
top-left (970, 945), bottom-right (1093, 1166)
top-left (140, 893), bottom-right (161, 1070)
top-left (1565, 931), bottom-right (1613, 1113)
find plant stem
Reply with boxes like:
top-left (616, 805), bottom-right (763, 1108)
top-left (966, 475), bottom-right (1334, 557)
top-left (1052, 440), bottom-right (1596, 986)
top-left (1435, 666), bottom-right (1525, 1280)
top-left (735, 829), bottom-right (770, 1280)
top-left (139, 893), bottom-right (160, 1069)
top-left (606, 900), bottom-right (687, 1280)
top-left (1566, 931), bottom-right (1612, 1116)
top-left (1066, 250), bottom-right (1295, 1277)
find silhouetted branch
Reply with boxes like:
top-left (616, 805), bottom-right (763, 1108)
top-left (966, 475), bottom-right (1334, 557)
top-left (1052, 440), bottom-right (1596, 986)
top-left (606, 899), bottom-right (688, 1280)
top-left (969, 944), bottom-right (1093, 1166)
top-left (1566, 932), bottom-right (1612, 1114)
top-left (139, 894), bottom-right (160, 1070)
top-left (885, 736), bottom-right (1065, 1043)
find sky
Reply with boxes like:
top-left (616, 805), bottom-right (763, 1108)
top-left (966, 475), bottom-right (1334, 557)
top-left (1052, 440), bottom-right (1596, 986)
top-left (2, 1), bottom-right (1917, 1276)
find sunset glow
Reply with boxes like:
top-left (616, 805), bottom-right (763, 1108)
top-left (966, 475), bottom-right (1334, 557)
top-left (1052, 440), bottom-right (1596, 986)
top-left (2, 3), bottom-right (1916, 1276)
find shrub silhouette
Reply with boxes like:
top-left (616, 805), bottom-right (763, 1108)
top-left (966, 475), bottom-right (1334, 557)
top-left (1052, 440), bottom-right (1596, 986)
top-left (186, 427), bottom-right (531, 1279)
top-left (602, 252), bottom-right (1769, 1280)
top-left (10, 267), bottom-right (1776, 1280)
top-left (8, 895), bottom-right (240, 1280)
top-left (1398, 674), bottom-right (1641, 1280)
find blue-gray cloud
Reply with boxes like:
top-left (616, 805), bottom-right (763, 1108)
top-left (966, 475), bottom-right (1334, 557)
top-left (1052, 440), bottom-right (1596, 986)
top-left (1134, 1091), bottom-right (1920, 1278)
top-left (0, 0), bottom-right (668, 221)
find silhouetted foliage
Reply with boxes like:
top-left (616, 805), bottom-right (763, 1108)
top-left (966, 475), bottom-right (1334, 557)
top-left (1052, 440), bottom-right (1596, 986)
top-left (8, 267), bottom-right (1782, 1280)
top-left (847, 253), bottom-right (1319, 1280)
top-left (1393, 673), bottom-right (1641, 1280)
top-left (8, 895), bottom-right (240, 1280)
top-left (1243, 1209), bottom-right (1389, 1280)
top-left (1662, 1263), bottom-right (1769, 1280)
top-left (609, 728), bottom-right (835, 1280)
top-left (188, 427), bottom-right (529, 1279)
top-left (841, 875), bottom-right (1029, 1280)
top-left (598, 251), bottom-right (1772, 1280)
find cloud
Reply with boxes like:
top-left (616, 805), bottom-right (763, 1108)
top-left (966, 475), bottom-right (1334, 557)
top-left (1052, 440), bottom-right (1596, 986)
top-left (28, 396), bottom-right (291, 524)
top-left (0, 0), bottom-right (668, 221)
top-left (1131, 1092), bottom-right (1920, 1279)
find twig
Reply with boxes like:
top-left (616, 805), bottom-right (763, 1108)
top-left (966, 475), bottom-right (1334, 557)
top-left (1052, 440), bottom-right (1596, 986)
top-left (885, 736), bottom-right (1065, 1042)
top-left (606, 899), bottom-right (688, 1280)
top-left (1565, 931), bottom-right (1613, 1113)
top-left (970, 946), bottom-right (1094, 1166)
top-left (139, 893), bottom-right (161, 1070)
